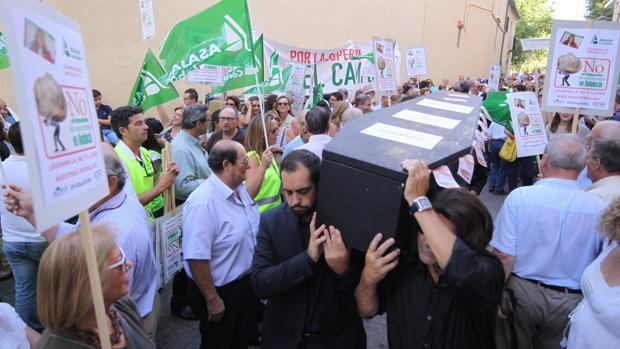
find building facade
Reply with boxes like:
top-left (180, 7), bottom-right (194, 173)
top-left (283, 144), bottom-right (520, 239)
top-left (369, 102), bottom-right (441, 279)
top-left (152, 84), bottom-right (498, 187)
top-left (0, 0), bottom-right (518, 108)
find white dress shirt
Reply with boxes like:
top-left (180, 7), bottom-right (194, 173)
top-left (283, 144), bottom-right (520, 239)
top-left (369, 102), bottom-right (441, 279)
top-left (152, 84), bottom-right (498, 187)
top-left (182, 174), bottom-right (259, 287)
top-left (588, 175), bottom-right (620, 205)
top-left (296, 134), bottom-right (332, 160)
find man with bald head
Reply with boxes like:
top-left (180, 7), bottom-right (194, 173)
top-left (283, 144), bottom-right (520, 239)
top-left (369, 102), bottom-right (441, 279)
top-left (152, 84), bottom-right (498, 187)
top-left (182, 139), bottom-right (259, 348)
top-left (492, 134), bottom-right (606, 349)
top-left (206, 106), bottom-right (245, 154)
top-left (577, 120), bottom-right (620, 189)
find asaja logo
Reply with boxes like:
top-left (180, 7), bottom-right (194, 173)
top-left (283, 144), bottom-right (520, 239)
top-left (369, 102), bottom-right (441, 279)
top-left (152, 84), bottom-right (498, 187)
top-left (591, 34), bottom-right (613, 46)
top-left (222, 15), bottom-right (250, 52)
top-left (62, 38), bottom-right (82, 60)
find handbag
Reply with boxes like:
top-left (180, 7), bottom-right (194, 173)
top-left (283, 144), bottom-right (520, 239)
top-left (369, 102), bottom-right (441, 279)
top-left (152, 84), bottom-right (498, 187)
top-left (499, 138), bottom-right (517, 162)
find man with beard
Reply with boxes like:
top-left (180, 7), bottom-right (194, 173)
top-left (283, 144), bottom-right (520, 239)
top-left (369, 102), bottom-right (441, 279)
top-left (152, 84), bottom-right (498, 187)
top-left (251, 149), bottom-right (366, 349)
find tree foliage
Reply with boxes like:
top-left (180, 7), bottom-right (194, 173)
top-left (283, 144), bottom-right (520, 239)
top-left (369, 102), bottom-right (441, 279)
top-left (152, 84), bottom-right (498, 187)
top-left (585, 0), bottom-right (613, 20)
top-left (511, 0), bottom-right (553, 72)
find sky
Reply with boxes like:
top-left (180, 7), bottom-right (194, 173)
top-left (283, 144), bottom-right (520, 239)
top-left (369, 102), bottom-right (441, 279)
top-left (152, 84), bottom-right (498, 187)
top-left (548, 0), bottom-right (587, 20)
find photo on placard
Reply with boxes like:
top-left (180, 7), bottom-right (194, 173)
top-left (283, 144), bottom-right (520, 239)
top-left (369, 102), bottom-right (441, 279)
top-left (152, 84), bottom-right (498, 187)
top-left (24, 18), bottom-right (55, 64)
top-left (376, 42), bottom-right (386, 77)
top-left (556, 52), bottom-right (582, 87)
top-left (517, 112), bottom-right (531, 136)
top-left (559, 31), bottom-right (583, 49)
top-left (514, 98), bottom-right (526, 109)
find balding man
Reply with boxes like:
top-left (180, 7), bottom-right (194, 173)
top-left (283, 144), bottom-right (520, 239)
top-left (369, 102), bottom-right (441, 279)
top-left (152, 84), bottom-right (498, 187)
top-left (492, 134), bottom-right (605, 349)
top-left (183, 140), bottom-right (259, 348)
top-left (206, 106), bottom-right (245, 154)
top-left (577, 120), bottom-right (620, 189)
top-left (586, 139), bottom-right (620, 204)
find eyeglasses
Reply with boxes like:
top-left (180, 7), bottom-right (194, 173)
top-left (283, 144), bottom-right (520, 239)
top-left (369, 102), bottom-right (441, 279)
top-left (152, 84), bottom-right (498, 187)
top-left (220, 117), bottom-right (236, 122)
top-left (270, 128), bottom-right (278, 134)
top-left (242, 156), bottom-right (249, 167)
top-left (277, 102), bottom-right (289, 106)
top-left (108, 247), bottom-right (129, 273)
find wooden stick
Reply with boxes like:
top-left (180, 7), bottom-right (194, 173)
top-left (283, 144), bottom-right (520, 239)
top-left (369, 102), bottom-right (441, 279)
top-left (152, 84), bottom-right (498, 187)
top-left (387, 91), bottom-right (392, 107)
top-left (571, 107), bottom-right (580, 134)
top-left (78, 211), bottom-right (112, 349)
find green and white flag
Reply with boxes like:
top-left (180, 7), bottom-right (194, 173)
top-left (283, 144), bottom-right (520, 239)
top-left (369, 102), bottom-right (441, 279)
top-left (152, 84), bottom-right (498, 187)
top-left (158, 0), bottom-right (255, 83)
top-left (129, 49), bottom-right (179, 111)
top-left (351, 52), bottom-right (374, 64)
top-left (0, 32), bottom-right (9, 70)
top-left (212, 34), bottom-right (264, 94)
top-left (244, 64), bottom-right (292, 95)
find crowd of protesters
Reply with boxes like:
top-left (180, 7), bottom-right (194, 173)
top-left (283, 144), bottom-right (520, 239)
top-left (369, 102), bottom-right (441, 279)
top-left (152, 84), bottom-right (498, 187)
top-left (0, 70), bottom-right (619, 349)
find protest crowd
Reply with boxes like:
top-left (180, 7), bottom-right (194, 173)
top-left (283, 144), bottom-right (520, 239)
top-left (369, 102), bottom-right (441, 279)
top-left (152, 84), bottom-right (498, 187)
top-left (1, 1), bottom-right (620, 348)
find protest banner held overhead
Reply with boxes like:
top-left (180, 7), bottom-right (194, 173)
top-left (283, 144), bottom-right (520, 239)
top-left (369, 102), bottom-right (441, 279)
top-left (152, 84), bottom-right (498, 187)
top-left (129, 49), bottom-right (180, 111)
top-left (507, 91), bottom-right (548, 158)
top-left (0, 0), bottom-right (108, 230)
top-left (212, 32), bottom-right (264, 94)
top-left (488, 64), bottom-right (500, 91)
top-left (139, 0), bottom-right (155, 40)
top-left (186, 64), bottom-right (224, 84)
top-left (158, 0), bottom-right (255, 83)
top-left (542, 20), bottom-right (620, 116)
top-left (0, 32), bottom-right (9, 69)
top-left (285, 63), bottom-right (307, 117)
top-left (372, 37), bottom-right (398, 92)
top-left (405, 47), bottom-right (427, 77)
top-left (264, 39), bottom-right (375, 94)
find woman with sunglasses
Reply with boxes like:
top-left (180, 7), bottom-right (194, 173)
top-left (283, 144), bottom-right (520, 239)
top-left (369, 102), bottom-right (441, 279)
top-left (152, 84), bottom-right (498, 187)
top-left (35, 225), bottom-right (156, 349)
top-left (244, 113), bottom-right (283, 213)
top-left (274, 96), bottom-right (299, 148)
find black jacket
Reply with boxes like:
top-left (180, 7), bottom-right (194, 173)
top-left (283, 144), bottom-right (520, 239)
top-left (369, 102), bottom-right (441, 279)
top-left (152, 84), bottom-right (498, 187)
top-left (251, 203), bottom-right (366, 349)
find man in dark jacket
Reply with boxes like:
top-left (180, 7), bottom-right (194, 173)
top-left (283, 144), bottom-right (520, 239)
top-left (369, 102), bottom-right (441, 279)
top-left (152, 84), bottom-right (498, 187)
top-left (251, 149), bottom-right (366, 349)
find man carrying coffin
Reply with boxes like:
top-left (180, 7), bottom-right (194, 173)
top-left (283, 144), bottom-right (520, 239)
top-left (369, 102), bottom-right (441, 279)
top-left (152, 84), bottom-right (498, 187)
top-left (251, 149), bottom-right (366, 348)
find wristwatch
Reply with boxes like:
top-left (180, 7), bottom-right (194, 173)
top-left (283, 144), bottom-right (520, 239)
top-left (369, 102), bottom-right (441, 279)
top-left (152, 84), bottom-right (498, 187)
top-left (409, 196), bottom-right (432, 214)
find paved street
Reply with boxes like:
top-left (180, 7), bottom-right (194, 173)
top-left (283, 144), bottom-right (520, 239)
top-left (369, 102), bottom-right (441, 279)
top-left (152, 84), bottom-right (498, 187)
top-left (0, 185), bottom-right (506, 348)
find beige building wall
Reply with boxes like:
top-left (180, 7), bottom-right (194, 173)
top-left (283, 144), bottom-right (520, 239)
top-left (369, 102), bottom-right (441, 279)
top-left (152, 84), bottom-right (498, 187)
top-left (0, 0), bottom-right (518, 110)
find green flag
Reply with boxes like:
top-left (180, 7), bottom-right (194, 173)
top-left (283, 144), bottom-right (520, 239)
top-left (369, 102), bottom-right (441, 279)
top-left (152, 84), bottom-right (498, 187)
top-left (482, 91), bottom-right (513, 133)
top-left (351, 52), bottom-right (374, 64)
top-left (212, 34), bottom-right (264, 94)
top-left (129, 49), bottom-right (179, 111)
top-left (158, 0), bottom-right (255, 83)
top-left (0, 32), bottom-right (9, 70)
top-left (244, 64), bottom-right (292, 95)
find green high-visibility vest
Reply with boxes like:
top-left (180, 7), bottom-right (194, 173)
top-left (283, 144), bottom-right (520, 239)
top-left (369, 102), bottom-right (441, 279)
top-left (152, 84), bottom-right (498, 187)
top-left (247, 150), bottom-right (282, 213)
top-left (115, 144), bottom-right (164, 220)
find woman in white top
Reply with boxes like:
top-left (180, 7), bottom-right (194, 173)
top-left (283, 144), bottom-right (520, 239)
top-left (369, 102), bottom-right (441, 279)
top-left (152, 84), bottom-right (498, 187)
top-left (566, 197), bottom-right (620, 348)
top-left (546, 112), bottom-right (589, 140)
top-left (274, 96), bottom-right (298, 148)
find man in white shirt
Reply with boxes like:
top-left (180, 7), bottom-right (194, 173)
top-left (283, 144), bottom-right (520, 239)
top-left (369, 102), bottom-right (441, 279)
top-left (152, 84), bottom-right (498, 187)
top-left (492, 134), bottom-right (605, 349)
top-left (296, 107), bottom-right (332, 160)
top-left (183, 139), bottom-right (260, 348)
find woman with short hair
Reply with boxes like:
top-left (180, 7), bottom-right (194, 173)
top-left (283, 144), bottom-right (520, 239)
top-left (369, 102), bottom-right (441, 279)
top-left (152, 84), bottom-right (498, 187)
top-left (35, 225), bottom-right (156, 349)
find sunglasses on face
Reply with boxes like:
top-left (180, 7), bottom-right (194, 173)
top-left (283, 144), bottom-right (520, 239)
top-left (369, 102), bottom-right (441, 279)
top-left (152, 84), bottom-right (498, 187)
top-left (226, 102), bottom-right (236, 106)
top-left (270, 128), bottom-right (278, 134)
top-left (108, 247), bottom-right (129, 273)
top-left (277, 102), bottom-right (289, 106)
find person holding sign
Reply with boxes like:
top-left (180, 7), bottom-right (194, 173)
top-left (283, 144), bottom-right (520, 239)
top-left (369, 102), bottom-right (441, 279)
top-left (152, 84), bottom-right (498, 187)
top-left (111, 106), bottom-right (178, 220)
top-left (546, 112), bottom-right (589, 140)
top-left (34, 226), bottom-right (155, 349)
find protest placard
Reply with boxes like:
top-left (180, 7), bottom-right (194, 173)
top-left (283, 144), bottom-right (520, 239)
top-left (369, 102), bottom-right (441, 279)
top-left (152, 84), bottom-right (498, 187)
top-left (488, 64), bottom-right (500, 91)
top-left (139, 0), bottom-right (155, 40)
top-left (158, 208), bottom-right (183, 285)
top-left (372, 37), bottom-right (398, 92)
top-left (542, 20), bottom-right (620, 116)
top-left (405, 47), bottom-right (427, 77)
top-left (186, 64), bottom-right (224, 84)
top-left (507, 91), bottom-right (549, 158)
top-left (0, 0), bottom-right (108, 231)
top-left (285, 63), bottom-right (306, 118)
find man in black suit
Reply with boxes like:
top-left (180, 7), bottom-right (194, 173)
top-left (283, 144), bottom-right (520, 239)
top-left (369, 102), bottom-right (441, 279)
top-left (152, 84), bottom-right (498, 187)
top-left (251, 149), bottom-right (366, 349)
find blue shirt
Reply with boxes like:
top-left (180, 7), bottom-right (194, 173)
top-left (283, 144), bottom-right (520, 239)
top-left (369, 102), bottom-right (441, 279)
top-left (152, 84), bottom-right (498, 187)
top-left (491, 178), bottom-right (605, 289)
top-left (96, 104), bottom-right (113, 130)
top-left (577, 168), bottom-right (593, 189)
top-left (182, 174), bottom-right (259, 286)
top-left (171, 130), bottom-right (211, 201)
top-left (282, 135), bottom-right (305, 158)
top-left (56, 191), bottom-right (158, 317)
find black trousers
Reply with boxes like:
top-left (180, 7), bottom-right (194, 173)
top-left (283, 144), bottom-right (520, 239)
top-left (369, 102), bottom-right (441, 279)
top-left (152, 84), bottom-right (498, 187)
top-left (188, 274), bottom-right (258, 349)
top-left (170, 269), bottom-right (190, 312)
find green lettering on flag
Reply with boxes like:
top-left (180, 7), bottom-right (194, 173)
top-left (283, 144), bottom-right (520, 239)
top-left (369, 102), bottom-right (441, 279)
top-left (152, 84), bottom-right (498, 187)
top-left (158, 0), bottom-right (255, 83)
top-left (244, 64), bottom-right (293, 95)
top-left (0, 32), bottom-right (9, 70)
top-left (212, 34), bottom-right (264, 94)
top-left (128, 49), bottom-right (179, 111)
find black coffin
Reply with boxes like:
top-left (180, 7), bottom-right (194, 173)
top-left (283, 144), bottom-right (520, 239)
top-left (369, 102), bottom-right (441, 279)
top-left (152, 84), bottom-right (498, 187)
top-left (316, 91), bottom-right (482, 252)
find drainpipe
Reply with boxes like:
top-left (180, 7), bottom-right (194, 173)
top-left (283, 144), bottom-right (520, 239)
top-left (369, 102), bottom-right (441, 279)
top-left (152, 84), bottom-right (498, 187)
top-left (499, 0), bottom-right (510, 75)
